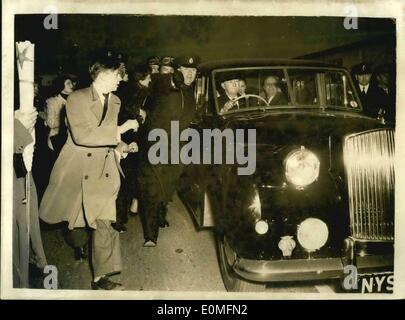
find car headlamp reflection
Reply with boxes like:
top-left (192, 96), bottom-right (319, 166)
top-left (248, 188), bottom-right (261, 220)
top-left (248, 187), bottom-right (269, 235)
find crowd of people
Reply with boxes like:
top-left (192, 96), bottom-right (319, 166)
top-left (12, 52), bottom-right (395, 290)
top-left (13, 51), bottom-right (201, 290)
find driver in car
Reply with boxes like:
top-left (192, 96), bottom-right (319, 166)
top-left (218, 72), bottom-right (246, 113)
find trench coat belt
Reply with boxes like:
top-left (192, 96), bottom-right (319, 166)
top-left (100, 148), bottom-right (125, 179)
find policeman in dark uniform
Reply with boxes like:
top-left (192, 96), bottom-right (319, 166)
top-left (113, 64), bottom-right (152, 233)
top-left (351, 62), bottom-right (387, 119)
top-left (137, 55), bottom-right (200, 247)
top-left (159, 56), bottom-right (176, 74)
top-left (375, 63), bottom-right (396, 124)
top-left (147, 56), bottom-right (160, 74)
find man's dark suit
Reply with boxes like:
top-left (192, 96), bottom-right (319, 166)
top-left (137, 74), bottom-right (198, 243)
top-left (217, 94), bottom-right (247, 112)
top-left (260, 91), bottom-right (288, 106)
top-left (357, 83), bottom-right (387, 119)
top-left (382, 86), bottom-right (396, 124)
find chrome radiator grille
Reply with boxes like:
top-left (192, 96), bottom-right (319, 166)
top-left (343, 129), bottom-right (395, 240)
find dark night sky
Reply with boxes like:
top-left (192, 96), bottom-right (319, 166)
top-left (15, 15), bottom-right (395, 74)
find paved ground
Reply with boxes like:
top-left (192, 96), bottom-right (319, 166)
top-left (41, 195), bottom-right (225, 291)
top-left (40, 195), bottom-right (341, 293)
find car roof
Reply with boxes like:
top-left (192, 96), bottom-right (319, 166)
top-left (197, 58), bottom-right (339, 73)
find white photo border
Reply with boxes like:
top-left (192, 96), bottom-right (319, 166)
top-left (2, 0), bottom-right (404, 300)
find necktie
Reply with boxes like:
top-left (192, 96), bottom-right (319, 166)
top-left (60, 92), bottom-right (69, 100)
top-left (99, 93), bottom-right (109, 126)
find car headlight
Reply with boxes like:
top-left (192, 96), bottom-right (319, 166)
top-left (285, 146), bottom-right (320, 189)
top-left (297, 218), bottom-right (328, 252)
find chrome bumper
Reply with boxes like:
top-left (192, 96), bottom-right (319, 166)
top-left (233, 238), bottom-right (394, 283)
top-left (234, 257), bottom-right (344, 282)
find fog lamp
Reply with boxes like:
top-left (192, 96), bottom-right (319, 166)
top-left (285, 146), bottom-right (320, 189)
top-left (255, 219), bottom-right (269, 235)
top-left (297, 218), bottom-right (328, 252)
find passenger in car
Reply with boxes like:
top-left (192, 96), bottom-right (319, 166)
top-left (260, 75), bottom-right (288, 106)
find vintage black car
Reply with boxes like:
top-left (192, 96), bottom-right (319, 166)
top-left (178, 59), bottom-right (394, 292)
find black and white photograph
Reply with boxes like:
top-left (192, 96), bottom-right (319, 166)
top-left (1, 0), bottom-right (405, 299)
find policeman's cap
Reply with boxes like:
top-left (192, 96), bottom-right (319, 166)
top-left (176, 55), bottom-right (200, 68)
top-left (352, 62), bottom-right (373, 75)
top-left (147, 56), bottom-right (160, 66)
top-left (116, 52), bottom-right (128, 64)
top-left (160, 56), bottom-right (175, 67)
top-left (132, 63), bottom-right (150, 81)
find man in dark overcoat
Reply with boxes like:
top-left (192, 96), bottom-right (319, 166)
top-left (137, 56), bottom-right (200, 246)
top-left (375, 63), bottom-right (396, 124)
top-left (114, 64), bottom-right (152, 232)
top-left (351, 62), bottom-right (387, 119)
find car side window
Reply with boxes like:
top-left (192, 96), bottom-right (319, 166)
top-left (195, 75), bottom-right (212, 115)
top-left (288, 70), bottom-right (319, 105)
top-left (195, 76), bottom-right (205, 105)
top-left (214, 68), bottom-right (291, 114)
top-left (324, 72), bottom-right (359, 109)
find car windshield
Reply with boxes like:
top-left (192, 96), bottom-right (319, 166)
top-left (213, 67), bottom-right (361, 114)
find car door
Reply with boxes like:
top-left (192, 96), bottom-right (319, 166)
top-left (178, 74), bottom-right (222, 228)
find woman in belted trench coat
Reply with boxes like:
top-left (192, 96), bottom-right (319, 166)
top-left (40, 53), bottom-right (138, 290)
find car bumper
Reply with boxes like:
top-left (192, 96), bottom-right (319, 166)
top-left (233, 238), bottom-right (394, 283)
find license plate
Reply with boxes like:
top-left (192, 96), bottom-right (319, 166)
top-left (357, 272), bottom-right (394, 293)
